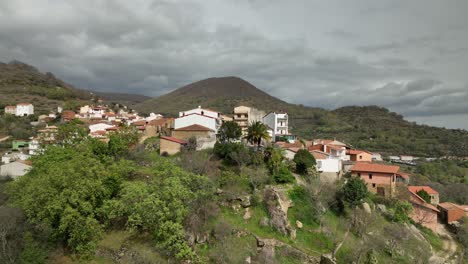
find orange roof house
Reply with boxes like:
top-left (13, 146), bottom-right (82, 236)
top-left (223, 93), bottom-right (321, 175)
top-left (160, 136), bottom-right (187, 155)
top-left (408, 186), bottom-right (439, 205)
top-left (347, 149), bottom-right (373, 162)
top-left (407, 186), bottom-right (440, 232)
top-left (438, 202), bottom-right (467, 224)
top-left (350, 163), bottom-right (401, 197)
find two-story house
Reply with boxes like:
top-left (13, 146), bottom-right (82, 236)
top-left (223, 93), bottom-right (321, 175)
top-left (263, 112), bottom-right (294, 142)
top-left (350, 162), bottom-right (402, 197)
top-left (233, 106), bottom-right (265, 135)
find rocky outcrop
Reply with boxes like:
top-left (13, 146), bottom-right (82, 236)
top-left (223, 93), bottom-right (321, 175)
top-left (263, 187), bottom-right (295, 239)
top-left (254, 236), bottom-right (319, 264)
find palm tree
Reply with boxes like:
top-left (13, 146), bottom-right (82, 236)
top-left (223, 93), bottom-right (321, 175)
top-left (246, 121), bottom-right (271, 149)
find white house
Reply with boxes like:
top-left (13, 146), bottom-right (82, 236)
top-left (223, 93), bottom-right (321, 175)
top-left (0, 161), bottom-right (32, 179)
top-left (263, 112), bottom-right (294, 142)
top-left (372, 152), bottom-right (383, 161)
top-left (311, 150), bottom-right (342, 182)
top-left (389, 156), bottom-right (400, 161)
top-left (4, 105), bottom-right (16, 115)
top-left (89, 123), bottom-right (114, 133)
top-left (400, 155), bottom-right (414, 161)
top-left (29, 138), bottom-right (41, 155)
top-left (179, 106), bottom-right (220, 119)
top-left (174, 114), bottom-right (218, 133)
top-left (15, 103), bottom-right (34, 116)
top-left (80, 105), bottom-right (91, 114)
top-left (146, 113), bottom-right (164, 122)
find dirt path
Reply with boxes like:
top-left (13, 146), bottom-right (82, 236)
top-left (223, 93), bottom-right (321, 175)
top-left (429, 224), bottom-right (460, 264)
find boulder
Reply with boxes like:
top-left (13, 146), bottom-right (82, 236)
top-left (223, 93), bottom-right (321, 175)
top-left (240, 195), bottom-right (251, 208)
top-left (296, 220), bottom-right (303, 229)
top-left (362, 202), bottom-right (372, 214)
top-left (376, 204), bottom-right (387, 213)
top-left (243, 208), bottom-right (252, 220)
top-left (320, 254), bottom-right (337, 264)
top-left (245, 256), bottom-right (251, 264)
top-left (259, 217), bottom-right (270, 227)
top-left (263, 187), bottom-right (294, 236)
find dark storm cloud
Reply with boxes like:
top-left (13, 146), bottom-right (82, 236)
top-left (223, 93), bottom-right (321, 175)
top-left (0, 0), bottom-right (467, 129)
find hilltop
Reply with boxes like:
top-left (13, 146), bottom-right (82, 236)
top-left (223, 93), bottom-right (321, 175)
top-left (0, 60), bottom-right (92, 114)
top-left (136, 77), bottom-right (468, 157)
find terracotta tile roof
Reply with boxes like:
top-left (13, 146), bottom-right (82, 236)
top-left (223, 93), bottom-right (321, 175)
top-left (105, 126), bottom-right (119, 131)
top-left (5, 105), bottom-right (16, 109)
top-left (438, 202), bottom-right (464, 211)
top-left (347, 149), bottom-right (371, 155)
top-left (160, 136), bottom-right (187, 144)
top-left (148, 118), bottom-right (174, 126)
top-left (327, 144), bottom-right (345, 151)
top-left (286, 147), bottom-right (300, 153)
top-left (310, 150), bottom-right (329, 160)
top-left (276, 141), bottom-right (303, 149)
top-left (397, 172), bottom-right (411, 179)
top-left (351, 162), bottom-right (400, 174)
top-left (131, 120), bottom-right (147, 126)
top-left (91, 130), bottom-right (107, 135)
top-left (174, 124), bottom-right (214, 131)
top-left (17, 160), bottom-right (33, 166)
top-left (408, 186), bottom-right (439, 195)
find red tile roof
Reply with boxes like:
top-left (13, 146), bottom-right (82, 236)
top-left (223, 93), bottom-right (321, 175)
top-left (438, 202), bottom-right (464, 211)
top-left (397, 172), bottom-right (411, 179)
top-left (407, 186), bottom-right (439, 195)
top-left (160, 136), bottom-right (187, 144)
top-left (347, 149), bottom-right (371, 155)
top-left (351, 162), bottom-right (400, 174)
top-left (310, 150), bottom-right (329, 160)
top-left (174, 124), bottom-right (214, 131)
top-left (131, 120), bottom-right (147, 126)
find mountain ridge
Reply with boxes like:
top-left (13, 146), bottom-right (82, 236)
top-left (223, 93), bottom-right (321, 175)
top-left (135, 76), bottom-right (468, 157)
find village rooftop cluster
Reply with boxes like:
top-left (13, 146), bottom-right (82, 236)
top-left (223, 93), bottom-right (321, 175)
top-left (1, 102), bottom-right (467, 232)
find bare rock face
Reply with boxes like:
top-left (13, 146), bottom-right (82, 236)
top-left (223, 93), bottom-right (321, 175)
top-left (362, 202), bottom-right (372, 214)
top-left (320, 254), bottom-right (337, 264)
top-left (263, 187), bottom-right (295, 238)
top-left (296, 220), bottom-right (303, 229)
top-left (243, 208), bottom-right (252, 220)
top-left (259, 217), bottom-right (270, 227)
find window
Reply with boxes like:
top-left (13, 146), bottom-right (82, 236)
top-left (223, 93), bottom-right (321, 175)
top-left (357, 173), bottom-right (361, 177)
top-left (369, 174), bottom-right (372, 179)
top-left (359, 155), bottom-right (362, 159)
top-left (372, 183), bottom-right (376, 188)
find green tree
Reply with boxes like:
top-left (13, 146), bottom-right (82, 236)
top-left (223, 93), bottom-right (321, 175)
top-left (293, 149), bottom-right (316, 175)
top-left (342, 177), bottom-right (369, 207)
top-left (6, 145), bottom-right (132, 256)
top-left (392, 201), bottom-right (413, 223)
top-left (56, 119), bottom-right (87, 145)
top-left (416, 189), bottom-right (431, 203)
top-left (246, 121), bottom-right (270, 148)
top-left (273, 164), bottom-right (295, 184)
top-left (217, 121), bottom-right (242, 143)
top-left (264, 146), bottom-right (284, 174)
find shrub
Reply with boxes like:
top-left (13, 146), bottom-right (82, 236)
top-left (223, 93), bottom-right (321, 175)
top-left (342, 177), bottom-right (369, 208)
top-left (293, 149), bottom-right (316, 175)
top-left (273, 165), bottom-right (295, 184)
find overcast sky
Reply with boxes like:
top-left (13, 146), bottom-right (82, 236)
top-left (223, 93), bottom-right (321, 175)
top-left (1, 0), bottom-right (467, 129)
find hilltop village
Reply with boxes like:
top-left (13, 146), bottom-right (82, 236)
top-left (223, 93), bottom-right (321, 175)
top-left (1, 101), bottom-right (467, 263)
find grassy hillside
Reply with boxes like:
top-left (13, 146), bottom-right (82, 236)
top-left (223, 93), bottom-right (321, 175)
top-left (0, 61), bottom-right (92, 114)
top-left (136, 77), bottom-right (468, 157)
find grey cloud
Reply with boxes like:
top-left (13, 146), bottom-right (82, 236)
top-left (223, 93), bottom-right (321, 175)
top-left (0, 0), bottom-right (467, 129)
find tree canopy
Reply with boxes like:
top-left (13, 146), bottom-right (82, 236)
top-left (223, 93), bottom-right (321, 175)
top-left (217, 121), bottom-right (242, 143)
top-left (293, 149), bottom-right (316, 175)
top-left (246, 121), bottom-right (270, 147)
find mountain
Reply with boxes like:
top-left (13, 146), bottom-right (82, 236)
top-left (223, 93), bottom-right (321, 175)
top-left (0, 61), bottom-right (149, 113)
top-left (0, 60), bottom-right (92, 114)
top-left (136, 76), bottom-right (295, 115)
top-left (92, 91), bottom-right (151, 108)
top-left (136, 76), bottom-right (468, 157)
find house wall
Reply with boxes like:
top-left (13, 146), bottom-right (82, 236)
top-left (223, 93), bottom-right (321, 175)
top-left (411, 204), bottom-right (438, 232)
top-left (180, 108), bottom-right (219, 119)
top-left (316, 159), bottom-right (342, 173)
top-left (284, 150), bottom-right (296, 160)
top-left (350, 152), bottom-right (373, 162)
top-left (352, 171), bottom-right (396, 197)
top-left (16, 104), bottom-right (34, 116)
top-left (440, 207), bottom-right (465, 223)
top-left (172, 130), bottom-right (216, 150)
top-left (0, 162), bottom-right (31, 179)
top-left (159, 139), bottom-right (183, 155)
top-left (174, 115), bottom-right (217, 132)
top-left (89, 123), bottom-right (114, 133)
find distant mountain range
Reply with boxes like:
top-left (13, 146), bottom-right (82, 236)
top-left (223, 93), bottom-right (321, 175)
top-left (1, 61), bottom-right (466, 157)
